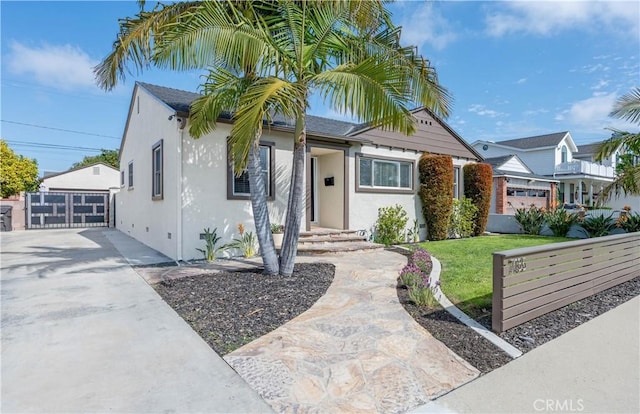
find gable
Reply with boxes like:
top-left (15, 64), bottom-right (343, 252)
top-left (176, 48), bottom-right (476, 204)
top-left (498, 156), bottom-right (532, 174)
top-left (352, 109), bottom-right (480, 160)
top-left (41, 163), bottom-right (120, 190)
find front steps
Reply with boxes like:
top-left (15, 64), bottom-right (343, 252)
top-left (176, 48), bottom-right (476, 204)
top-left (295, 229), bottom-right (384, 255)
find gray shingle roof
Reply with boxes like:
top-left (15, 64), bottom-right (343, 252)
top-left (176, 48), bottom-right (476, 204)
top-left (138, 82), bottom-right (361, 138)
top-left (483, 155), bottom-right (516, 168)
top-left (495, 131), bottom-right (569, 149)
top-left (576, 142), bottom-right (602, 155)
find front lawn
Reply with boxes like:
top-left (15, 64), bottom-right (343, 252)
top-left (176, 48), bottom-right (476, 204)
top-left (416, 235), bottom-right (571, 319)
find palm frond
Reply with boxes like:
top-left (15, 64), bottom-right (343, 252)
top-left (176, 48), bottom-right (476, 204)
top-left (610, 87), bottom-right (640, 124)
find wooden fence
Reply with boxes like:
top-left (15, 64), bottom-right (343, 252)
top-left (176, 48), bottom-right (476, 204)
top-left (492, 232), bottom-right (640, 333)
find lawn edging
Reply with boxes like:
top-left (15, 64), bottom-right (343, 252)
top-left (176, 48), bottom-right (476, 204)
top-left (429, 256), bottom-right (522, 359)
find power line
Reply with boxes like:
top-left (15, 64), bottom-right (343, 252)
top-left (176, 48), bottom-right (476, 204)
top-left (4, 139), bottom-right (108, 153)
top-left (1, 119), bottom-right (121, 139)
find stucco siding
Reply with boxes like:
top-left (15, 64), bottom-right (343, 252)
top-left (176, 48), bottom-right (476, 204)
top-left (42, 164), bottom-right (119, 191)
top-left (180, 125), bottom-right (294, 260)
top-left (316, 151), bottom-right (344, 229)
top-left (116, 86), bottom-right (179, 259)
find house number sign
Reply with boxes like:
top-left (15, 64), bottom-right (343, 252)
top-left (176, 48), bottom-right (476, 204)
top-left (509, 257), bottom-right (527, 274)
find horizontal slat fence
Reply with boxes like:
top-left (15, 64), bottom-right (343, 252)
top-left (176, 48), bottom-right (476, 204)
top-left (492, 232), bottom-right (640, 333)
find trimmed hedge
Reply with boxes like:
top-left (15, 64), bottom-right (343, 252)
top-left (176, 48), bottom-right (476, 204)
top-left (418, 153), bottom-right (453, 241)
top-left (463, 163), bottom-right (493, 236)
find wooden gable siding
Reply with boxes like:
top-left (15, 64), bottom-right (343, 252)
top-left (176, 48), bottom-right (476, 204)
top-left (355, 110), bottom-right (479, 160)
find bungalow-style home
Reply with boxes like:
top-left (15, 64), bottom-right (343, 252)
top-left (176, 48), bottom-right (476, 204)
top-left (472, 132), bottom-right (617, 207)
top-left (40, 162), bottom-right (120, 193)
top-left (116, 82), bottom-right (482, 260)
top-left (483, 155), bottom-right (558, 214)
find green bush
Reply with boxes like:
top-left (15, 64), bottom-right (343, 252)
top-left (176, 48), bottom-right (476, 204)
top-left (545, 208), bottom-right (579, 237)
top-left (418, 154), bottom-right (453, 241)
top-left (512, 204), bottom-right (545, 235)
top-left (448, 197), bottom-right (478, 238)
top-left (398, 249), bottom-right (438, 307)
top-left (463, 163), bottom-right (493, 236)
top-left (374, 204), bottom-right (409, 245)
top-left (618, 212), bottom-right (640, 233)
top-left (196, 227), bottom-right (227, 261)
top-left (580, 214), bottom-right (617, 238)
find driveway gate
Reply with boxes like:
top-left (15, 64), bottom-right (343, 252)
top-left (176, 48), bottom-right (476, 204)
top-left (26, 192), bottom-right (109, 229)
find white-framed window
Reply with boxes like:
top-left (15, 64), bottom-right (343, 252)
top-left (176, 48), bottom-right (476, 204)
top-left (128, 161), bottom-right (134, 189)
top-left (453, 167), bottom-right (460, 199)
top-left (357, 154), bottom-right (413, 192)
top-left (228, 142), bottom-right (275, 200)
top-left (561, 145), bottom-right (568, 163)
top-left (120, 171), bottom-right (125, 187)
top-left (152, 140), bottom-right (163, 200)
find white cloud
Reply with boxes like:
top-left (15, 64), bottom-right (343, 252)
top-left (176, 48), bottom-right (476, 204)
top-left (468, 104), bottom-right (505, 118)
top-left (7, 42), bottom-right (98, 90)
top-left (485, 1), bottom-right (639, 38)
top-left (516, 78), bottom-right (527, 84)
top-left (591, 80), bottom-right (610, 90)
top-left (524, 108), bottom-right (549, 116)
top-left (400, 3), bottom-right (458, 50)
top-left (556, 92), bottom-right (637, 132)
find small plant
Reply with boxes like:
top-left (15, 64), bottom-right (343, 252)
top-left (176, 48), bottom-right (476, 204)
top-left (270, 223), bottom-right (284, 234)
top-left (406, 219), bottom-right (420, 243)
top-left (229, 223), bottom-right (258, 258)
top-left (411, 248), bottom-right (433, 275)
top-left (374, 204), bottom-right (409, 246)
top-left (617, 212), bottom-right (640, 233)
top-left (448, 197), bottom-right (478, 239)
top-left (196, 227), bottom-right (227, 261)
top-left (580, 214), bottom-right (617, 238)
top-left (398, 263), bottom-right (422, 288)
top-left (545, 207), bottom-right (579, 237)
top-left (399, 248), bottom-right (438, 308)
top-left (511, 203), bottom-right (546, 235)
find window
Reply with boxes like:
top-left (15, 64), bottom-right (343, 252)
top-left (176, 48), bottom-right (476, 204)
top-left (120, 171), bottom-right (125, 187)
top-left (453, 167), bottom-right (460, 199)
top-left (559, 182), bottom-right (565, 202)
top-left (128, 161), bottom-right (134, 188)
top-left (356, 154), bottom-right (413, 193)
top-left (93, 166), bottom-right (100, 175)
top-left (152, 140), bottom-right (163, 200)
top-left (227, 141), bottom-right (275, 200)
top-left (561, 145), bottom-right (568, 163)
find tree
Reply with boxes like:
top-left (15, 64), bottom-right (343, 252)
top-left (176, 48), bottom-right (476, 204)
top-left (596, 87), bottom-right (640, 200)
top-left (72, 149), bottom-right (119, 169)
top-left (0, 139), bottom-right (39, 198)
top-left (96, 1), bottom-right (450, 276)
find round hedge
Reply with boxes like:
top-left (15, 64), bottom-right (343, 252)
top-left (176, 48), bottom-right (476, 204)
top-left (418, 153), bottom-right (453, 241)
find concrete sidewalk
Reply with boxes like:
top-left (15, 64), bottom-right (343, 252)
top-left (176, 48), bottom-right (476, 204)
top-left (413, 295), bottom-right (640, 414)
top-left (1, 228), bottom-right (272, 413)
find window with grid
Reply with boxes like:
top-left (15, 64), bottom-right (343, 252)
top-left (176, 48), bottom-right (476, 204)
top-left (152, 140), bottom-right (163, 199)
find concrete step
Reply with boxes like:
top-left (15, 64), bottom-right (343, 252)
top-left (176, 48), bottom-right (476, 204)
top-left (298, 234), bottom-right (367, 245)
top-left (296, 241), bottom-right (384, 255)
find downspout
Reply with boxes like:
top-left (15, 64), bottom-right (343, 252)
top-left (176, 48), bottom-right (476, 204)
top-left (176, 118), bottom-right (185, 262)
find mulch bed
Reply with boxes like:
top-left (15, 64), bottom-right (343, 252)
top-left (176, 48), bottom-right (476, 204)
top-left (154, 262), bottom-right (334, 355)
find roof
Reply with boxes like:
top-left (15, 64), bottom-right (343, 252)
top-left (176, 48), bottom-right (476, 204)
top-left (40, 162), bottom-right (118, 181)
top-left (495, 131), bottom-right (570, 149)
top-left (576, 142), bottom-right (602, 155)
top-left (483, 154), bottom-right (557, 182)
top-left (483, 154), bottom-right (516, 168)
top-left (138, 82), bottom-right (363, 138)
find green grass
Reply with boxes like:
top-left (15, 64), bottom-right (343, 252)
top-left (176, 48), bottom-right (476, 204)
top-left (416, 235), bottom-right (571, 318)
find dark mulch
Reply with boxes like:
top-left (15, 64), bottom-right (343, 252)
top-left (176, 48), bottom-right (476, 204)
top-left (398, 276), bottom-right (640, 374)
top-left (154, 262), bottom-right (334, 355)
top-left (397, 286), bottom-right (513, 374)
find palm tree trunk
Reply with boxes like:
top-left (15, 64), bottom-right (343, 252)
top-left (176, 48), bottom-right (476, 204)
top-left (280, 121), bottom-right (306, 276)
top-left (247, 142), bottom-right (279, 275)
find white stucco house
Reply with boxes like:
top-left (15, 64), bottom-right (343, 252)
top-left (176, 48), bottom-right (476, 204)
top-left (116, 82), bottom-right (482, 260)
top-left (40, 162), bottom-right (120, 193)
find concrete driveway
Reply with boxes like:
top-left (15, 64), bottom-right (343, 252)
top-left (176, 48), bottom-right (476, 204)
top-left (1, 228), bottom-right (271, 413)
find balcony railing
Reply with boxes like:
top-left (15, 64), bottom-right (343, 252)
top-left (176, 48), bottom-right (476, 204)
top-left (554, 160), bottom-right (614, 178)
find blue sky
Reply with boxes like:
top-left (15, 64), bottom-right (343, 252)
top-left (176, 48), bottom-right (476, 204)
top-left (1, 1), bottom-right (638, 174)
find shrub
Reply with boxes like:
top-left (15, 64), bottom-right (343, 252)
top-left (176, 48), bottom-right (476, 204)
top-left (398, 263), bottom-right (422, 288)
top-left (545, 208), bottom-right (579, 237)
top-left (270, 223), bottom-right (284, 234)
top-left (399, 249), bottom-right (438, 307)
top-left (418, 154), bottom-right (454, 241)
top-left (618, 211), bottom-right (640, 233)
top-left (580, 214), bottom-right (617, 237)
top-left (448, 197), bottom-right (478, 238)
top-left (412, 248), bottom-right (433, 275)
top-left (229, 223), bottom-right (258, 258)
top-left (196, 227), bottom-right (227, 261)
top-left (512, 203), bottom-right (546, 235)
top-left (406, 219), bottom-right (420, 243)
top-left (374, 204), bottom-right (409, 246)
top-left (463, 163), bottom-right (493, 236)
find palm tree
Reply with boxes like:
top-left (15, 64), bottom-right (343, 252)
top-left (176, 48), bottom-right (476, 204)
top-left (96, 0), bottom-right (451, 276)
top-left (596, 87), bottom-right (640, 200)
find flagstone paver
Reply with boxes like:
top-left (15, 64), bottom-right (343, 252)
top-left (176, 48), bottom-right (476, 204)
top-left (225, 250), bottom-right (480, 413)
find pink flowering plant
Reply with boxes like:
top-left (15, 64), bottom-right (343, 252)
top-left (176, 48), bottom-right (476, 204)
top-left (399, 248), bottom-right (438, 308)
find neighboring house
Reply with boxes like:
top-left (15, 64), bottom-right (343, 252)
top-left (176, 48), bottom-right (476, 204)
top-left (40, 162), bottom-right (120, 193)
top-left (117, 82), bottom-right (481, 260)
top-left (483, 155), bottom-right (559, 214)
top-left (473, 132), bottom-right (617, 207)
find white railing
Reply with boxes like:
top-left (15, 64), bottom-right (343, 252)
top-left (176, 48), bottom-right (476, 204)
top-left (555, 160), bottom-right (614, 178)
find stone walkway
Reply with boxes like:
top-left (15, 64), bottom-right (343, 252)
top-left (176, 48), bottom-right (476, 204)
top-left (224, 250), bottom-right (480, 413)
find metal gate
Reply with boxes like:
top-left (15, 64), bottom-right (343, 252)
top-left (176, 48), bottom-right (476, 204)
top-left (26, 192), bottom-right (109, 229)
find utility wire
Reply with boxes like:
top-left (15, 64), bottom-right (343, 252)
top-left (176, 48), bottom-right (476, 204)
top-left (4, 139), bottom-right (106, 152)
top-left (1, 119), bottom-right (121, 139)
